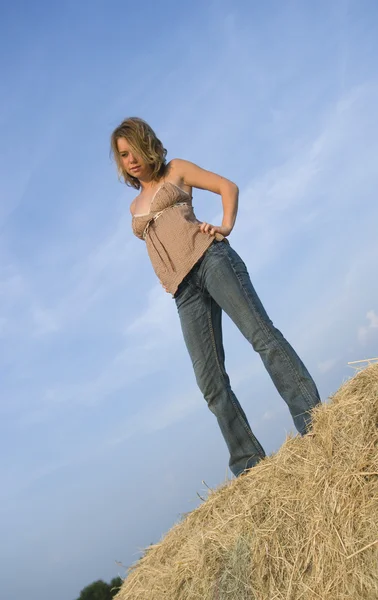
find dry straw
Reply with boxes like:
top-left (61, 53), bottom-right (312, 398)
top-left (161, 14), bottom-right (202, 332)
top-left (116, 363), bottom-right (378, 599)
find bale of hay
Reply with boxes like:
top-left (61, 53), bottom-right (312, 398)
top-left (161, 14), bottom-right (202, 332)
top-left (116, 364), bottom-right (378, 600)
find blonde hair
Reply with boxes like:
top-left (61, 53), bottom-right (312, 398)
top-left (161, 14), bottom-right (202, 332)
top-left (110, 117), bottom-right (168, 189)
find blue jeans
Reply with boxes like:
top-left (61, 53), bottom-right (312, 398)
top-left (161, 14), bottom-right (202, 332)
top-left (174, 239), bottom-right (321, 477)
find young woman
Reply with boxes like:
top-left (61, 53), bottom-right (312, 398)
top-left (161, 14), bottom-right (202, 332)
top-left (110, 117), bottom-right (321, 478)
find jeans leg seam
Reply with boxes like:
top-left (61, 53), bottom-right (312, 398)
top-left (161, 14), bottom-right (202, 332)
top-left (224, 251), bottom-right (316, 410)
top-left (206, 296), bottom-right (265, 455)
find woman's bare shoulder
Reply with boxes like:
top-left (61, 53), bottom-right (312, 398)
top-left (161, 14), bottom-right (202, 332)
top-left (166, 158), bottom-right (191, 185)
top-left (167, 158), bottom-right (186, 174)
top-left (168, 158), bottom-right (237, 195)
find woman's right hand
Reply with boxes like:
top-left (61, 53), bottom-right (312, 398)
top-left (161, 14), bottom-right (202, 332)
top-left (198, 221), bottom-right (231, 239)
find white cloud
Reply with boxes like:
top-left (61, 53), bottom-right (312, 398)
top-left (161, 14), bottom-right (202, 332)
top-left (108, 388), bottom-right (203, 447)
top-left (32, 307), bottom-right (60, 336)
top-left (367, 310), bottom-right (378, 328)
top-left (234, 83), bottom-right (376, 271)
top-left (44, 219), bottom-right (139, 330)
top-left (262, 410), bottom-right (277, 421)
top-left (318, 358), bottom-right (338, 374)
top-left (125, 283), bottom-right (179, 339)
top-left (358, 309), bottom-right (378, 345)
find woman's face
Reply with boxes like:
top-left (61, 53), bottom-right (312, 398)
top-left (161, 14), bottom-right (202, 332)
top-left (117, 137), bottom-right (148, 179)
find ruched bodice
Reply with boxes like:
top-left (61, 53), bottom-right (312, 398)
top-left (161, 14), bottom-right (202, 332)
top-left (132, 181), bottom-right (193, 239)
top-left (131, 181), bottom-right (222, 295)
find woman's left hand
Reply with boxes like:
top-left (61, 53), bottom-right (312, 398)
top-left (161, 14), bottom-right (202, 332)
top-left (199, 222), bottom-right (232, 237)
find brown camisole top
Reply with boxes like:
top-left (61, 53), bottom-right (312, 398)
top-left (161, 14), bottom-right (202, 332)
top-left (132, 181), bottom-right (225, 296)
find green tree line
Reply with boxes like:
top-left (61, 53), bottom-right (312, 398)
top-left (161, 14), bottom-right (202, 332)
top-left (75, 576), bottom-right (123, 600)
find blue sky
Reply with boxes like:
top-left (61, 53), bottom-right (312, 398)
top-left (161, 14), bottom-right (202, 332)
top-left (1, 1), bottom-right (378, 599)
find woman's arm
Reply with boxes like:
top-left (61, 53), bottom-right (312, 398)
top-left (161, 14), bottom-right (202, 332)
top-left (170, 158), bottom-right (239, 237)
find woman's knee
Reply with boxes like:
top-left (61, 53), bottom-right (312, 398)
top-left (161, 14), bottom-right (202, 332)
top-left (247, 320), bottom-right (284, 354)
top-left (196, 372), bottom-right (230, 407)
